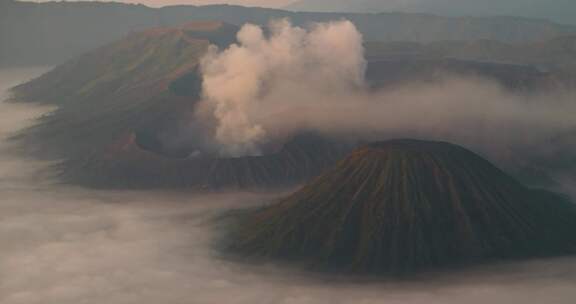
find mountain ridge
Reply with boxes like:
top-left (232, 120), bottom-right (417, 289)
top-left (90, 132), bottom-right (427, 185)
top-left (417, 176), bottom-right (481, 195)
top-left (8, 22), bottom-right (356, 190)
top-left (286, 0), bottom-right (576, 25)
top-left (2, 1), bottom-right (575, 66)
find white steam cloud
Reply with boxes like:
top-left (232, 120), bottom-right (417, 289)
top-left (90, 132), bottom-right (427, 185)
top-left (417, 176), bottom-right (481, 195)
top-left (197, 19), bottom-right (576, 168)
top-left (198, 19), bottom-right (365, 156)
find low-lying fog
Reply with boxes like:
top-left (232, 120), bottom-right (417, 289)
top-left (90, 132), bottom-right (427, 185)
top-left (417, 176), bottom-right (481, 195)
top-left (2, 68), bottom-right (576, 304)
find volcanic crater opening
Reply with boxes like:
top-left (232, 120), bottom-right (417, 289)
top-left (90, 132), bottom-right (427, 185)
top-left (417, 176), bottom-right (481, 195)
top-left (133, 116), bottom-right (316, 160)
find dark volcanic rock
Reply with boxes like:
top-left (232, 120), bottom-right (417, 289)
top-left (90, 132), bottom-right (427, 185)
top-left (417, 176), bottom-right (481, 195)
top-left (228, 139), bottom-right (576, 274)
top-left (10, 21), bottom-right (236, 106)
top-left (59, 133), bottom-right (352, 190)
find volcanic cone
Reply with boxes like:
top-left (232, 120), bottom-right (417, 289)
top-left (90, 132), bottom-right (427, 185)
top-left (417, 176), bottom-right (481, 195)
top-left (229, 139), bottom-right (576, 274)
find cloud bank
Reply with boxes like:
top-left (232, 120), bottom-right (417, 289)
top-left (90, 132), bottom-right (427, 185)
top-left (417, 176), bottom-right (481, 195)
top-left (2, 67), bottom-right (576, 304)
top-left (2, 98), bottom-right (576, 303)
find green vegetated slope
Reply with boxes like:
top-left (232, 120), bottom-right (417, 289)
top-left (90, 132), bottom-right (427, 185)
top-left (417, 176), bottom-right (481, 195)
top-left (230, 139), bottom-right (576, 274)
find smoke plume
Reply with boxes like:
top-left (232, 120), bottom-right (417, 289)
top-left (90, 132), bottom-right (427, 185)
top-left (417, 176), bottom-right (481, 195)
top-left (2, 65), bottom-right (576, 304)
top-left (197, 19), bottom-right (365, 156)
top-left (197, 19), bottom-right (576, 168)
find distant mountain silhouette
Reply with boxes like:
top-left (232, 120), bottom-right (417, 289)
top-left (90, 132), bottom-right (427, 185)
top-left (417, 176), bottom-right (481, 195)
top-left (10, 21), bottom-right (236, 105)
top-left (228, 139), bottom-right (576, 274)
top-left (287, 0), bottom-right (576, 26)
top-left (366, 35), bottom-right (576, 74)
top-left (2, 1), bottom-right (576, 66)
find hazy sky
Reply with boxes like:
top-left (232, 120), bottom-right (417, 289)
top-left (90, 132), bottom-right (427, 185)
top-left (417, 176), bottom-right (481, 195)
top-left (97, 0), bottom-right (294, 7)
top-left (28, 0), bottom-right (576, 24)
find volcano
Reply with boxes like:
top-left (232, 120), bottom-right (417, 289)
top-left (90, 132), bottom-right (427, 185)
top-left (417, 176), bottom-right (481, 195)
top-left (8, 21), bottom-right (358, 190)
top-left (229, 139), bottom-right (576, 274)
top-left (58, 132), bottom-right (352, 190)
top-left (10, 21), bottom-right (576, 190)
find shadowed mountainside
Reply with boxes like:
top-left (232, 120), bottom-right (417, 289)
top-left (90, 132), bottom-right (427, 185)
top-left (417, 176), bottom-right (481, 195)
top-left (10, 21), bottom-right (236, 106)
top-left (11, 22), bottom-right (225, 161)
top-left (2, 0), bottom-right (576, 66)
top-left (366, 35), bottom-right (576, 73)
top-left (228, 139), bottom-right (576, 274)
top-left (287, 0), bottom-right (576, 26)
top-left (9, 22), bottom-right (355, 190)
top-left (10, 21), bottom-right (576, 190)
top-left (364, 35), bottom-right (576, 90)
top-left (57, 132), bottom-right (352, 190)
top-left (365, 59), bottom-right (572, 92)
top-left (13, 26), bottom-right (575, 108)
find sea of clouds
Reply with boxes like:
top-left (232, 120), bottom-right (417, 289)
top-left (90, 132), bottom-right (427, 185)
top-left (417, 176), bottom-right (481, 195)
top-left (2, 61), bottom-right (576, 304)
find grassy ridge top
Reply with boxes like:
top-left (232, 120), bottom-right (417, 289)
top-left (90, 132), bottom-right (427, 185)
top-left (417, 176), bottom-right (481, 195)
top-left (11, 22), bottom-right (236, 158)
top-left (10, 22), bottom-right (235, 106)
